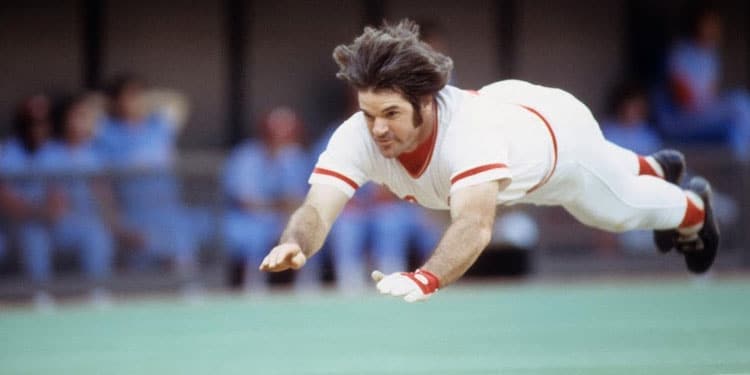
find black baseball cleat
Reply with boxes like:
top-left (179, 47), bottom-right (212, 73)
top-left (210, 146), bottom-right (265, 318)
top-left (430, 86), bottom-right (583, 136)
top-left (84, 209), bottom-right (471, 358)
top-left (651, 149), bottom-right (686, 253)
top-left (651, 149), bottom-right (686, 185)
top-left (675, 176), bottom-right (720, 274)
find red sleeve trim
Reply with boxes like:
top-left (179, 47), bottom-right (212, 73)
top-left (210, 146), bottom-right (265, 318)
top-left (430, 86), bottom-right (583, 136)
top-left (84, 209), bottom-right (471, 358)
top-left (313, 168), bottom-right (359, 190)
top-left (450, 163), bottom-right (507, 185)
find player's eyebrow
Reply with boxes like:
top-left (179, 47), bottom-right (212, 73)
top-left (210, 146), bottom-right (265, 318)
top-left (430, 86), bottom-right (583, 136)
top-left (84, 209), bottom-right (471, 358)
top-left (360, 105), bottom-right (400, 118)
top-left (380, 105), bottom-right (400, 114)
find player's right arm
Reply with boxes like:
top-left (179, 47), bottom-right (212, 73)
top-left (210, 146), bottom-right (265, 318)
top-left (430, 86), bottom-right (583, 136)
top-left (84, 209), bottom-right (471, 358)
top-left (260, 112), bottom-right (371, 272)
top-left (259, 183), bottom-right (349, 272)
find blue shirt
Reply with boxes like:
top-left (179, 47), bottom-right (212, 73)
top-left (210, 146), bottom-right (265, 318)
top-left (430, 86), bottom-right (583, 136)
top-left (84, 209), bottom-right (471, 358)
top-left (0, 139), bottom-right (56, 205)
top-left (36, 140), bottom-right (104, 214)
top-left (668, 40), bottom-right (720, 109)
top-left (95, 113), bottom-right (180, 212)
top-left (223, 140), bottom-right (309, 213)
top-left (601, 120), bottom-right (663, 155)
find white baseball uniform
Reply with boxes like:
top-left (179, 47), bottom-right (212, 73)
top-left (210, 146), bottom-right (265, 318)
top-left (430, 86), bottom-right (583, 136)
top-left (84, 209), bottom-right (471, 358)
top-left (310, 79), bottom-right (690, 233)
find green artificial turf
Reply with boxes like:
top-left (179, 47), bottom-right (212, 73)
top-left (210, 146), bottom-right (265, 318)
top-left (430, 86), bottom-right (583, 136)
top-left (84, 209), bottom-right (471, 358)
top-left (1, 278), bottom-right (749, 375)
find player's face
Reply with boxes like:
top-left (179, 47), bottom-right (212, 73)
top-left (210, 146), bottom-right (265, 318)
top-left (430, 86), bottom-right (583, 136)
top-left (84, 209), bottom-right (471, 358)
top-left (358, 89), bottom-right (423, 158)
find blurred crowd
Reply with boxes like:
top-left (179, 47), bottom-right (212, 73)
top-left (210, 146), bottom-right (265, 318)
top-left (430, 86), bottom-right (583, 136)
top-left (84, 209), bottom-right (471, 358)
top-left (598, 4), bottom-right (746, 253)
top-left (0, 77), bottom-right (214, 307)
top-left (0, 74), bottom-right (446, 307)
top-left (1, 4), bottom-right (748, 307)
top-left (602, 4), bottom-right (750, 161)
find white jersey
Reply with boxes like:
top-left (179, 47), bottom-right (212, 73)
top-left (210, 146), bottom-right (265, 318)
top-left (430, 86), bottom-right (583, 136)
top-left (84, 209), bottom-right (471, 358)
top-left (309, 80), bottom-right (560, 210)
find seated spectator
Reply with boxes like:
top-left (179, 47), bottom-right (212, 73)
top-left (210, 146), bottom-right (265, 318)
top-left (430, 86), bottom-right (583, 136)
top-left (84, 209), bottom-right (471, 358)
top-left (222, 106), bottom-right (309, 293)
top-left (95, 75), bottom-right (200, 285)
top-left (40, 93), bottom-right (115, 303)
top-left (0, 94), bottom-right (61, 308)
top-left (654, 3), bottom-right (750, 160)
top-left (601, 82), bottom-right (663, 155)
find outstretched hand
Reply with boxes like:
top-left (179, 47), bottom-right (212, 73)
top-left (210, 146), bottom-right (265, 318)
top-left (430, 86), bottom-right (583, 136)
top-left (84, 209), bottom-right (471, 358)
top-left (259, 243), bottom-right (307, 272)
top-left (371, 269), bottom-right (440, 302)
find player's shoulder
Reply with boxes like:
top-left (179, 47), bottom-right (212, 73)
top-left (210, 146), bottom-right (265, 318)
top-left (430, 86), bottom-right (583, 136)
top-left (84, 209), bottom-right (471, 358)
top-left (478, 79), bottom-right (544, 99)
top-left (334, 111), bottom-right (367, 134)
top-left (442, 85), bottom-right (498, 128)
top-left (327, 111), bottom-right (372, 149)
top-left (438, 85), bottom-right (469, 106)
top-left (444, 83), bottom-right (537, 142)
top-left (437, 85), bottom-right (477, 129)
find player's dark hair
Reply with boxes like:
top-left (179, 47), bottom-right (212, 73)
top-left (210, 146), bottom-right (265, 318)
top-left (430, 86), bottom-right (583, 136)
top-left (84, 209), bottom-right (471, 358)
top-left (332, 19), bottom-right (453, 125)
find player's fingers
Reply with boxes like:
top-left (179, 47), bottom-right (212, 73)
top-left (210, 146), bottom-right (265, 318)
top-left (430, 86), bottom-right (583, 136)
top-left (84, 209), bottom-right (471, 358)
top-left (376, 274), bottom-right (403, 294)
top-left (259, 254), bottom-right (272, 271)
top-left (404, 289), bottom-right (427, 303)
top-left (281, 247), bottom-right (298, 263)
top-left (270, 248), bottom-right (288, 269)
top-left (371, 270), bottom-right (385, 282)
top-left (278, 247), bottom-right (303, 270)
top-left (375, 276), bottom-right (394, 294)
top-left (270, 255), bottom-right (290, 271)
top-left (289, 252), bottom-right (307, 270)
top-left (262, 249), bottom-right (289, 272)
top-left (389, 279), bottom-right (415, 296)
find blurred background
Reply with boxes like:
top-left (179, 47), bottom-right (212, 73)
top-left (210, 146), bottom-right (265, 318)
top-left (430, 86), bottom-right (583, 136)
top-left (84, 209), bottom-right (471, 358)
top-left (0, 0), bottom-right (749, 310)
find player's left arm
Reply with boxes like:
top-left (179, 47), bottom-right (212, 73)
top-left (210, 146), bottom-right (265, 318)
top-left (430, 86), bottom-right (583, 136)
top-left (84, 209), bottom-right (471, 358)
top-left (373, 180), bottom-right (500, 302)
top-left (422, 180), bottom-right (500, 284)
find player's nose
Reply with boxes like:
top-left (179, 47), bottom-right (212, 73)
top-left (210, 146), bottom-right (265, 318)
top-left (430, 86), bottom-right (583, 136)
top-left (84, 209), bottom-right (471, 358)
top-left (372, 118), bottom-right (389, 136)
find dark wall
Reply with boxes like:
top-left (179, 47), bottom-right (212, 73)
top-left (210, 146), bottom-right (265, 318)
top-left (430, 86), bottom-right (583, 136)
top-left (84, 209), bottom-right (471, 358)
top-left (386, 0), bottom-right (500, 89)
top-left (103, 0), bottom-right (225, 148)
top-left (0, 0), bottom-right (82, 137)
top-left (1, 0), bottom-right (748, 147)
top-left (248, 0), bottom-right (364, 139)
top-left (515, 0), bottom-right (626, 116)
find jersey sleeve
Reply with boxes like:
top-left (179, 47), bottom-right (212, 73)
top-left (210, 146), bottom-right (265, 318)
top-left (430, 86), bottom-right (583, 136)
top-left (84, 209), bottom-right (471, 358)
top-left (446, 105), bottom-right (512, 196)
top-left (308, 114), bottom-right (373, 197)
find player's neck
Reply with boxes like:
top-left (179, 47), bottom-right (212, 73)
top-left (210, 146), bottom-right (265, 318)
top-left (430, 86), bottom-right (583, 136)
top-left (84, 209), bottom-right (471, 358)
top-left (396, 100), bottom-right (438, 177)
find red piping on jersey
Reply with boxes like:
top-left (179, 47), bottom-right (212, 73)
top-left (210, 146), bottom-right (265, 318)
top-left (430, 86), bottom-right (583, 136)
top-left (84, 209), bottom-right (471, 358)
top-left (520, 105), bottom-right (558, 193)
top-left (451, 163), bottom-right (508, 185)
top-left (397, 105), bottom-right (439, 178)
top-left (312, 168), bottom-right (359, 190)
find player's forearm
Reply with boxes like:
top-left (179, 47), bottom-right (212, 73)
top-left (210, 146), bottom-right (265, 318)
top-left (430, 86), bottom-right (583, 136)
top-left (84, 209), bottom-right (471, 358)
top-left (279, 204), bottom-right (329, 258)
top-left (421, 216), bottom-right (493, 286)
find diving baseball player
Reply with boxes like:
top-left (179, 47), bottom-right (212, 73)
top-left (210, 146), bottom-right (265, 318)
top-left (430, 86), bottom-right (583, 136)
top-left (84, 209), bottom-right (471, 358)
top-left (259, 20), bottom-right (719, 302)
